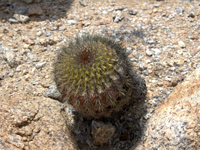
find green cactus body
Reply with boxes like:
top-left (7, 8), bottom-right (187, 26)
top-left (54, 34), bottom-right (134, 118)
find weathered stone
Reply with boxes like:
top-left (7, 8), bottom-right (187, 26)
top-left (67, 20), bottom-right (77, 25)
top-left (8, 18), bottom-right (19, 23)
top-left (174, 59), bottom-right (185, 66)
top-left (176, 8), bottom-right (185, 15)
top-left (170, 76), bottom-right (179, 87)
top-left (146, 48), bottom-right (153, 56)
top-left (113, 11), bottom-right (124, 23)
top-left (35, 62), bottom-right (46, 69)
top-left (152, 48), bottom-right (161, 55)
top-left (178, 41), bottom-right (186, 48)
top-left (43, 82), bottom-right (62, 101)
top-left (128, 8), bottom-right (138, 15)
top-left (28, 5), bottom-right (43, 16)
top-left (59, 26), bottom-right (66, 31)
top-left (1, 45), bottom-right (21, 68)
top-left (0, 95), bottom-right (77, 150)
top-left (13, 14), bottom-right (29, 23)
top-left (91, 120), bottom-right (116, 145)
top-left (144, 68), bottom-right (200, 150)
top-left (188, 11), bottom-right (195, 18)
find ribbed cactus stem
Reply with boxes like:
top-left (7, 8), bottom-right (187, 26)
top-left (54, 34), bottom-right (135, 118)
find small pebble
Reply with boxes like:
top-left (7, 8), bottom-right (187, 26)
top-left (67, 20), bottom-right (77, 25)
top-left (178, 41), bottom-right (186, 48)
top-left (113, 11), bottom-right (124, 23)
top-left (13, 14), bottom-right (29, 23)
top-left (35, 62), bottom-right (46, 69)
top-left (128, 9), bottom-right (137, 15)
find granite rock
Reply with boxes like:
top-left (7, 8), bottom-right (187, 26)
top-left (144, 68), bottom-right (200, 150)
top-left (0, 94), bottom-right (77, 150)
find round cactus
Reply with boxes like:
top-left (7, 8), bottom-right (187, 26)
top-left (53, 34), bottom-right (136, 118)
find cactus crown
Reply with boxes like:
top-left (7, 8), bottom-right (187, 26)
top-left (54, 34), bottom-right (134, 118)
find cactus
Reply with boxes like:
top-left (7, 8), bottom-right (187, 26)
top-left (53, 34), bottom-right (136, 118)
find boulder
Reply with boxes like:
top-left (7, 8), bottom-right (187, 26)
top-left (144, 68), bottom-right (200, 150)
top-left (0, 95), bottom-right (78, 150)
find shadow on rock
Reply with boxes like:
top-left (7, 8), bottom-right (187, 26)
top-left (0, 0), bottom-right (74, 22)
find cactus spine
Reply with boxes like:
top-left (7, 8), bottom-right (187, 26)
top-left (53, 34), bottom-right (135, 118)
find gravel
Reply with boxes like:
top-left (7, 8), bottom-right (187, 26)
top-left (0, 0), bottom-right (199, 149)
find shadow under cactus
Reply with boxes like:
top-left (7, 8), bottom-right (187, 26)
top-left (71, 75), bottom-right (147, 150)
top-left (58, 30), bottom-right (148, 149)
